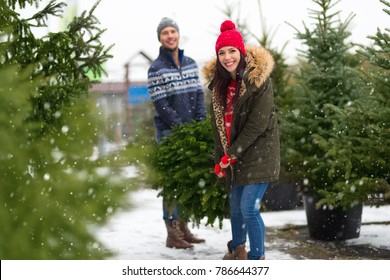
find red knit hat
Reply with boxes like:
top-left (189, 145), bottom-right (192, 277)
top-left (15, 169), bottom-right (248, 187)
top-left (215, 20), bottom-right (246, 56)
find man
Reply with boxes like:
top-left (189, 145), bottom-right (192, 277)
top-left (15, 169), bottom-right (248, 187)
top-left (147, 17), bottom-right (207, 249)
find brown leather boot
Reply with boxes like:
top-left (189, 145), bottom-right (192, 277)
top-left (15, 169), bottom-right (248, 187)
top-left (248, 252), bottom-right (266, 260)
top-left (165, 220), bottom-right (193, 249)
top-left (179, 220), bottom-right (205, 244)
top-left (232, 244), bottom-right (248, 260)
top-left (222, 240), bottom-right (234, 260)
top-left (223, 242), bottom-right (247, 260)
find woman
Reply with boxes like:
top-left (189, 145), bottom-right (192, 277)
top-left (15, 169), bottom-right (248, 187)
top-left (202, 20), bottom-right (280, 260)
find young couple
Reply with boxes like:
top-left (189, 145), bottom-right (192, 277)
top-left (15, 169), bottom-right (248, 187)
top-left (147, 18), bottom-right (280, 260)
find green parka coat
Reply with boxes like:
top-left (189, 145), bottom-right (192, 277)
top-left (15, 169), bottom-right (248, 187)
top-left (202, 45), bottom-right (280, 188)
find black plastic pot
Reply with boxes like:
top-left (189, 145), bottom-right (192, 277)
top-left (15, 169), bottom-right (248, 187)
top-left (262, 182), bottom-right (302, 211)
top-left (303, 193), bottom-right (363, 241)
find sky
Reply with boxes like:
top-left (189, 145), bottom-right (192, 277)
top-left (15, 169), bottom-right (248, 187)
top-left (33, 0), bottom-right (388, 82)
top-left (95, 166), bottom-right (390, 260)
top-left (74, 0), bottom-right (388, 82)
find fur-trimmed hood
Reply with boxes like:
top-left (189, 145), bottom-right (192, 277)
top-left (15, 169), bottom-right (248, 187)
top-left (202, 45), bottom-right (275, 90)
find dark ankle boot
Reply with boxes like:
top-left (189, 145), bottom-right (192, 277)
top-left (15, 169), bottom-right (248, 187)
top-left (165, 220), bottom-right (193, 249)
top-left (179, 220), bottom-right (205, 244)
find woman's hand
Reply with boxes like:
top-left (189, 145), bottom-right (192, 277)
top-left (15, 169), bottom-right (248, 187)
top-left (214, 163), bottom-right (225, 178)
top-left (215, 155), bottom-right (237, 177)
top-left (219, 154), bottom-right (236, 169)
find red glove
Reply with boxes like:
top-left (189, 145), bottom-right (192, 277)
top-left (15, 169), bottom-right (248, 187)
top-left (221, 155), bottom-right (230, 165)
top-left (220, 154), bottom-right (237, 168)
top-left (214, 163), bottom-right (225, 178)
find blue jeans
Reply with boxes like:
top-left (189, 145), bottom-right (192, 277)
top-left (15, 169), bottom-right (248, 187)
top-left (156, 129), bottom-right (180, 223)
top-left (229, 183), bottom-right (268, 260)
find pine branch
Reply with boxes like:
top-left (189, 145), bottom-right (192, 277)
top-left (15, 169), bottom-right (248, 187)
top-left (27, 0), bottom-right (66, 27)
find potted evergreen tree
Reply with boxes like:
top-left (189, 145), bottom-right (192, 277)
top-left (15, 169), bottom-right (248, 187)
top-left (283, 0), bottom-right (367, 240)
top-left (318, 0), bottom-right (390, 208)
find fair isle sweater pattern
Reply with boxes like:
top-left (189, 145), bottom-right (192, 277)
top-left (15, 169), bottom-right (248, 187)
top-left (148, 66), bottom-right (203, 101)
top-left (147, 47), bottom-right (206, 131)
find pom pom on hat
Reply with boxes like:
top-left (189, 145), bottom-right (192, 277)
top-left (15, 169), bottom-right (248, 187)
top-left (220, 20), bottom-right (236, 33)
top-left (215, 20), bottom-right (246, 56)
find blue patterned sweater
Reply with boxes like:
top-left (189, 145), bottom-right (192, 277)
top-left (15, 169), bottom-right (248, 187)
top-left (147, 46), bottom-right (206, 131)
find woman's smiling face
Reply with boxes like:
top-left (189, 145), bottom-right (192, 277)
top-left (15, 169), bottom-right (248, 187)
top-left (218, 46), bottom-right (241, 78)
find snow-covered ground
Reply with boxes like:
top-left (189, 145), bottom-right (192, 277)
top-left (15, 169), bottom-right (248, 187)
top-left (96, 167), bottom-right (390, 259)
